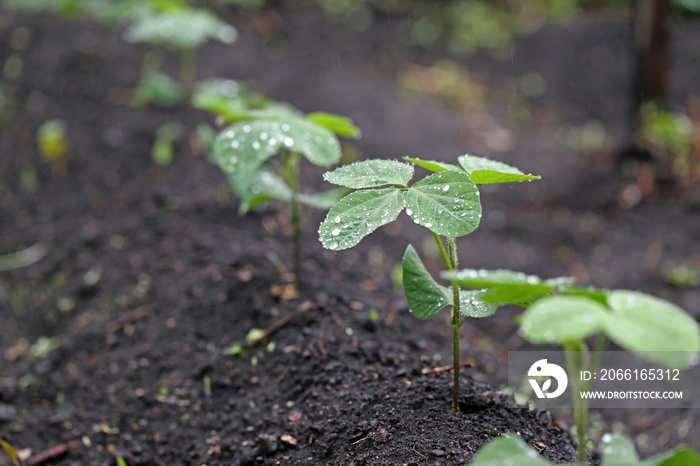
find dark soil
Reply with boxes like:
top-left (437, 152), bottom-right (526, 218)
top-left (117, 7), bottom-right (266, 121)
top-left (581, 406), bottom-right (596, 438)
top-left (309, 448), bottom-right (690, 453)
top-left (1, 3), bottom-right (699, 465)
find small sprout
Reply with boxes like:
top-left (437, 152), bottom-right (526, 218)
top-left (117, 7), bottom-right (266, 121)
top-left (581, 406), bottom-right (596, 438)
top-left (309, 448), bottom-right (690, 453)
top-left (266, 341), bottom-right (276, 354)
top-left (37, 118), bottom-right (70, 177)
top-left (151, 122), bottom-right (183, 167)
top-left (0, 438), bottom-right (21, 466)
top-left (369, 309), bottom-right (379, 322)
top-left (203, 375), bottom-right (211, 398)
top-left (226, 343), bottom-right (245, 356)
top-left (30, 336), bottom-right (61, 359)
top-left (245, 328), bottom-right (265, 345)
top-left (116, 457), bottom-right (128, 466)
top-left (133, 71), bottom-right (185, 107)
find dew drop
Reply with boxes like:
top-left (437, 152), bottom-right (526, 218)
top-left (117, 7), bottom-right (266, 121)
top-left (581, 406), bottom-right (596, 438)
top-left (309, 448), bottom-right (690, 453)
top-left (281, 123), bottom-right (290, 132)
top-left (329, 241), bottom-right (339, 250)
top-left (443, 185), bottom-right (450, 192)
top-left (406, 208), bottom-right (413, 216)
top-left (331, 228), bottom-right (341, 236)
top-left (243, 125), bottom-right (251, 133)
top-left (231, 141), bottom-right (240, 149)
top-left (284, 137), bottom-right (294, 147)
top-left (334, 216), bottom-right (342, 223)
top-left (425, 222), bottom-right (432, 228)
top-left (260, 132), bottom-right (268, 140)
top-left (252, 141), bottom-right (261, 150)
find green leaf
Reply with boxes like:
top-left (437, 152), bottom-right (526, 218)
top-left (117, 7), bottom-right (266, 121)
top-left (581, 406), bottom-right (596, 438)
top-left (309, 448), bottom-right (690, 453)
top-left (133, 71), bottom-right (185, 107)
top-left (284, 118), bottom-right (342, 167)
top-left (457, 154), bottom-right (540, 184)
top-left (404, 171), bottom-right (481, 237)
top-left (402, 245), bottom-right (451, 320)
top-left (560, 286), bottom-right (609, 306)
top-left (230, 170), bottom-right (291, 215)
top-left (213, 121), bottom-right (284, 175)
top-left (470, 437), bottom-right (551, 466)
top-left (459, 289), bottom-right (498, 318)
top-left (124, 9), bottom-right (238, 48)
top-left (307, 112), bottom-right (361, 138)
top-left (647, 447), bottom-right (700, 466)
top-left (298, 188), bottom-right (349, 210)
top-left (442, 269), bottom-right (574, 305)
top-left (600, 434), bottom-right (641, 466)
top-left (0, 438), bottom-right (21, 466)
top-left (403, 156), bottom-right (461, 173)
top-left (323, 160), bottom-right (414, 189)
top-left (319, 188), bottom-right (405, 250)
top-left (603, 291), bottom-right (700, 368)
top-left (520, 296), bottom-right (609, 344)
top-left (192, 78), bottom-right (247, 117)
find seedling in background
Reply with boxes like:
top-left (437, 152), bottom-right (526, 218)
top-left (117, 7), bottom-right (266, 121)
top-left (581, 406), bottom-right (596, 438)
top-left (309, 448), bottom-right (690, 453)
top-left (36, 118), bottom-right (70, 177)
top-left (211, 102), bottom-right (361, 287)
top-left (319, 156), bottom-right (539, 412)
top-left (443, 269), bottom-right (700, 463)
top-left (124, 0), bottom-right (238, 104)
top-left (151, 122), bottom-right (183, 167)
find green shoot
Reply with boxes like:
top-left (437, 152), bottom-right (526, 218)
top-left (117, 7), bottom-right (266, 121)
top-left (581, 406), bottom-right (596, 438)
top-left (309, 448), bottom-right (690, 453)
top-left (37, 118), bottom-right (70, 177)
top-left (319, 156), bottom-right (539, 411)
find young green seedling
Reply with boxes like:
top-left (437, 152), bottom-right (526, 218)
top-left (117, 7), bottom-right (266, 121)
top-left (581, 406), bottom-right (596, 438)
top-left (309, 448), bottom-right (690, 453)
top-left (443, 269), bottom-right (700, 462)
top-left (124, 0), bottom-right (238, 104)
top-left (319, 156), bottom-right (539, 412)
top-left (470, 434), bottom-right (700, 466)
top-left (211, 102), bottom-right (361, 287)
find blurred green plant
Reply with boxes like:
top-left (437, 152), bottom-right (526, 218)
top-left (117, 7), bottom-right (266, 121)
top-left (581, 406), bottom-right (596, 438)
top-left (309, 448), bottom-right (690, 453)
top-left (210, 101), bottom-right (361, 287)
top-left (640, 103), bottom-right (696, 180)
top-left (36, 118), bottom-right (70, 177)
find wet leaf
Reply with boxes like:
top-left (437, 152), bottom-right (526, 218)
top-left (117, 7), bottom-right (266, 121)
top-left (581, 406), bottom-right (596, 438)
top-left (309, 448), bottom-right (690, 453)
top-left (319, 188), bottom-right (405, 250)
top-left (283, 118), bottom-right (341, 167)
top-left (124, 9), bottom-right (237, 49)
top-left (405, 171), bottom-right (481, 237)
top-left (459, 289), bottom-right (498, 318)
top-left (324, 160), bottom-right (414, 189)
top-left (603, 291), bottom-right (700, 368)
top-left (307, 112), bottom-right (361, 138)
top-left (560, 286), bottom-right (610, 306)
top-left (403, 156), bottom-right (461, 173)
top-left (230, 169), bottom-right (291, 215)
top-left (520, 296), bottom-right (608, 344)
top-left (470, 436), bottom-right (551, 466)
top-left (457, 154), bottom-right (540, 184)
top-left (442, 269), bottom-right (574, 305)
top-left (600, 434), bottom-right (640, 466)
top-left (213, 120), bottom-right (285, 175)
top-left (133, 71), bottom-right (184, 107)
top-left (402, 245), bottom-right (451, 320)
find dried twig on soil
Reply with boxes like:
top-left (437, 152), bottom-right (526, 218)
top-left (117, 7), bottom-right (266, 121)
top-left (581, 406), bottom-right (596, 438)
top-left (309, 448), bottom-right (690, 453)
top-left (421, 361), bottom-right (473, 375)
top-left (105, 305), bottom-right (150, 333)
top-left (25, 442), bottom-right (79, 466)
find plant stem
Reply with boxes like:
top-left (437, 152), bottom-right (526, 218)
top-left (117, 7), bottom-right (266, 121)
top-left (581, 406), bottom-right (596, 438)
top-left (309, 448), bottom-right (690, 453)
top-left (283, 150), bottom-right (302, 288)
top-left (433, 232), bottom-right (450, 270)
top-left (564, 341), bottom-right (589, 465)
top-left (180, 46), bottom-right (197, 106)
top-left (447, 237), bottom-right (462, 413)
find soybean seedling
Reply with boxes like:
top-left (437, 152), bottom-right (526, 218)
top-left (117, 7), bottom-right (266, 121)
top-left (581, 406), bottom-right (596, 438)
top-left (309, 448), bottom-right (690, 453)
top-left (443, 269), bottom-right (700, 463)
top-left (210, 102), bottom-right (361, 287)
top-left (318, 156), bottom-right (539, 412)
top-left (123, 0), bottom-right (238, 105)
